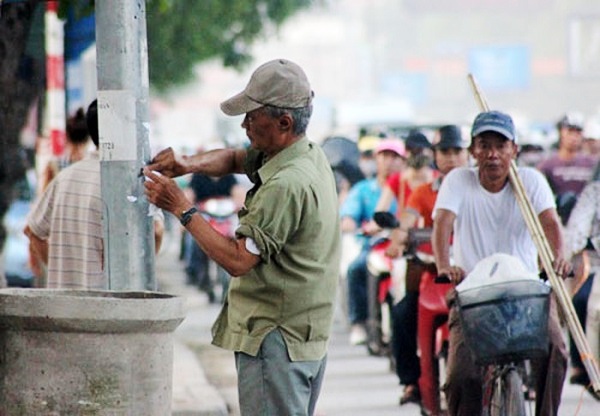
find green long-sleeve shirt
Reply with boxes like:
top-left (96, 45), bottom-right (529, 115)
top-left (211, 138), bottom-right (341, 361)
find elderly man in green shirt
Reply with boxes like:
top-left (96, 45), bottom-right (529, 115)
top-left (144, 58), bottom-right (341, 416)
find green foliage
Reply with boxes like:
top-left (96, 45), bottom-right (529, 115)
top-left (55, 0), bottom-right (313, 92)
top-left (145, 0), bottom-right (313, 92)
top-left (57, 0), bottom-right (94, 19)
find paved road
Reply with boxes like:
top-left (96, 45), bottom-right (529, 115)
top-left (160, 234), bottom-right (599, 415)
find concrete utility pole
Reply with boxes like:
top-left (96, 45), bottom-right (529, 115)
top-left (95, 1), bottom-right (155, 290)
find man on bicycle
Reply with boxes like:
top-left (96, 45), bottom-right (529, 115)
top-left (432, 110), bottom-right (571, 415)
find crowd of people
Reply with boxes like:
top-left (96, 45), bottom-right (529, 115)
top-left (336, 107), bottom-right (600, 413)
top-left (16, 57), bottom-right (600, 415)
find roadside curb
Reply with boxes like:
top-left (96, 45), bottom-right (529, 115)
top-left (155, 236), bottom-right (229, 416)
top-left (172, 340), bottom-right (228, 416)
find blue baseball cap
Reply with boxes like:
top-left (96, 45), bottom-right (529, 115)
top-left (471, 111), bottom-right (516, 142)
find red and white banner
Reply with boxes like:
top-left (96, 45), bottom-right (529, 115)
top-left (45, 0), bottom-right (66, 156)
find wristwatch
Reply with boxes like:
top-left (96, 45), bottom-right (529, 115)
top-left (179, 207), bottom-right (198, 226)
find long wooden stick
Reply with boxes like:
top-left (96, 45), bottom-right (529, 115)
top-left (467, 74), bottom-right (600, 393)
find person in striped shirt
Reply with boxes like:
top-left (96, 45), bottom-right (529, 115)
top-left (24, 100), bottom-right (163, 289)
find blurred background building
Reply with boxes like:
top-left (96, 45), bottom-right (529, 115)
top-left (146, 0), bottom-right (600, 150)
top-left (53, 0), bottom-right (600, 150)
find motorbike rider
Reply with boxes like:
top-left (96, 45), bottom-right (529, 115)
top-left (373, 130), bottom-right (437, 218)
top-left (340, 139), bottom-right (405, 345)
top-left (386, 126), bottom-right (469, 258)
top-left (183, 157), bottom-right (245, 302)
top-left (582, 119), bottom-right (600, 158)
top-left (357, 135), bottom-right (382, 179)
top-left (564, 161), bottom-right (600, 400)
top-left (536, 112), bottom-right (598, 392)
top-left (432, 110), bottom-right (571, 415)
top-left (386, 125), bottom-right (470, 407)
top-left (537, 112), bottom-right (596, 225)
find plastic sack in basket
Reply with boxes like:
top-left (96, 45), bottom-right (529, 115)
top-left (455, 254), bottom-right (551, 365)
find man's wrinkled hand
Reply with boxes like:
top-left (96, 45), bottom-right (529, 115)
top-left (436, 265), bottom-right (466, 285)
top-left (553, 256), bottom-right (573, 279)
top-left (143, 168), bottom-right (188, 215)
top-left (146, 147), bottom-right (188, 178)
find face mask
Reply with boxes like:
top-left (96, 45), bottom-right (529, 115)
top-left (407, 153), bottom-right (432, 169)
top-left (359, 159), bottom-right (377, 178)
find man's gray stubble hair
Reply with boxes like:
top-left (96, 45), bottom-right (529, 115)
top-left (264, 104), bottom-right (313, 136)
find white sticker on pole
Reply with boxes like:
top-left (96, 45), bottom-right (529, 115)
top-left (98, 90), bottom-right (137, 161)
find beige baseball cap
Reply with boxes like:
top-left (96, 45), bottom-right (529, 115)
top-left (220, 59), bottom-right (314, 116)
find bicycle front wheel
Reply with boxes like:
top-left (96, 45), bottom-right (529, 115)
top-left (488, 367), bottom-right (526, 416)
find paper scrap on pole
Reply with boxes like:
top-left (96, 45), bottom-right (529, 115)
top-left (98, 90), bottom-right (137, 161)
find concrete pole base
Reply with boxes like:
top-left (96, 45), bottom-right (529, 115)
top-left (0, 289), bottom-right (185, 415)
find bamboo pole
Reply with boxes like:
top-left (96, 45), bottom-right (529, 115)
top-left (467, 74), bottom-right (600, 393)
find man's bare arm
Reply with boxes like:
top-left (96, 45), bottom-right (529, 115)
top-left (538, 207), bottom-right (572, 277)
top-left (143, 168), bottom-right (259, 276)
top-left (185, 215), bottom-right (260, 277)
top-left (146, 147), bottom-right (247, 178)
top-left (24, 225), bottom-right (48, 265)
top-left (384, 210), bottom-right (418, 258)
top-left (153, 219), bottom-right (164, 254)
top-left (432, 208), bottom-right (464, 283)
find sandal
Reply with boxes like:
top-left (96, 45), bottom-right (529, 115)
top-left (569, 370), bottom-right (590, 386)
top-left (399, 384), bottom-right (421, 405)
top-left (586, 385), bottom-right (600, 401)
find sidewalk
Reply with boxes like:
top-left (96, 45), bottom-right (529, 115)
top-left (156, 235), bottom-right (229, 416)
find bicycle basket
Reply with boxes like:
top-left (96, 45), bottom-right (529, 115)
top-left (456, 280), bottom-right (551, 365)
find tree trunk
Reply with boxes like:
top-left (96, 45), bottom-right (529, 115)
top-left (0, 0), bottom-right (43, 279)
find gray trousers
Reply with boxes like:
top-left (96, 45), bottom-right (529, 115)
top-left (235, 329), bottom-right (327, 416)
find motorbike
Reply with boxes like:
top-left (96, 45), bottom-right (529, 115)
top-left (339, 231), bottom-right (363, 326)
top-left (365, 212), bottom-right (452, 415)
top-left (365, 213), bottom-right (440, 358)
top-left (364, 212), bottom-right (401, 357)
top-left (188, 197), bottom-right (238, 303)
top-left (418, 258), bottom-right (451, 416)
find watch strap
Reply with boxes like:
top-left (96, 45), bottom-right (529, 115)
top-left (180, 207), bottom-right (198, 226)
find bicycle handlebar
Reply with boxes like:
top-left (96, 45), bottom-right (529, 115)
top-left (434, 274), bottom-right (451, 284)
top-left (435, 270), bottom-right (574, 285)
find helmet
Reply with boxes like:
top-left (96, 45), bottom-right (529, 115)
top-left (434, 125), bottom-right (469, 150)
top-left (357, 135), bottom-right (381, 155)
top-left (557, 112), bottom-right (584, 131)
top-left (584, 119), bottom-right (600, 140)
top-left (375, 138), bottom-right (406, 158)
top-left (405, 130), bottom-right (432, 151)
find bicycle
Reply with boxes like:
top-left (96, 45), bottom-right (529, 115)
top-left (481, 361), bottom-right (528, 416)
top-left (438, 253), bottom-right (552, 416)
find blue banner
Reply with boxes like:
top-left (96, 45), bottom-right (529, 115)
top-left (65, 12), bottom-right (95, 61)
top-left (380, 72), bottom-right (428, 105)
top-left (468, 45), bottom-right (531, 91)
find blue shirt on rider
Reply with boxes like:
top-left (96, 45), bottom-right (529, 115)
top-left (340, 178), bottom-right (397, 246)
